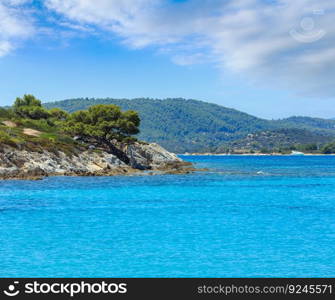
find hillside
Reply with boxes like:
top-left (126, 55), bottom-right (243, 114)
top-left (217, 128), bottom-right (333, 154)
top-left (45, 98), bottom-right (275, 153)
top-left (276, 116), bottom-right (335, 136)
top-left (45, 98), bottom-right (335, 153)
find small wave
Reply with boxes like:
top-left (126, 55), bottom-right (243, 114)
top-left (255, 171), bottom-right (271, 176)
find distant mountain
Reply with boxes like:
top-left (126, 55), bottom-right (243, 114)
top-left (45, 98), bottom-right (335, 153)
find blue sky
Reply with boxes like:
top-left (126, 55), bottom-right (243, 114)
top-left (0, 0), bottom-right (334, 119)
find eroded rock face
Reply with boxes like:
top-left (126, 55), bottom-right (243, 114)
top-left (123, 142), bottom-right (182, 170)
top-left (0, 142), bottom-right (188, 180)
top-left (0, 145), bottom-right (131, 180)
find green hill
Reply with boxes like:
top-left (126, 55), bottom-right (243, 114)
top-left (217, 128), bottom-right (332, 154)
top-left (276, 116), bottom-right (335, 135)
top-left (45, 98), bottom-right (335, 153)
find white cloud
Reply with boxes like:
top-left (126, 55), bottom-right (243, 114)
top-left (42, 0), bottom-right (335, 97)
top-left (44, 0), bottom-right (194, 47)
top-left (0, 41), bottom-right (12, 57)
top-left (44, 0), bottom-right (158, 31)
top-left (0, 1), bottom-right (34, 57)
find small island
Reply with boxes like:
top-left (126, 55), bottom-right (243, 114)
top-left (0, 95), bottom-right (194, 180)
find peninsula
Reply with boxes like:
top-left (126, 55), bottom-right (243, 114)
top-left (0, 95), bottom-right (193, 180)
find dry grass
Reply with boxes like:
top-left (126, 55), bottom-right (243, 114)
top-left (2, 120), bottom-right (17, 128)
top-left (23, 128), bottom-right (42, 137)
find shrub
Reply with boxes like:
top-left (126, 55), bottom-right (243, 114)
top-left (13, 95), bottom-right (51, 120)
top-left (0, 108), bottom-right (15, 119)
top-left (49, 108), bottom-right (69, 121)
top-left (321, 142), bottom-right (335, 154)
top-left (0, 130), bottom-right (18, 147)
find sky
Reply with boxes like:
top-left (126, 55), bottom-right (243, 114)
top-left (0, 0), bottom-right (334, 119)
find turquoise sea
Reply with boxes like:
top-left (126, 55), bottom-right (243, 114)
top-left (1, 155), bottom-right (335, 278)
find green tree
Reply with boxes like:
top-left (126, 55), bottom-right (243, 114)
top-left (14, 94), bottom-right (42, 107)
top-left (49, 108), bottom-right (69, 121)
top-left (321, 142), bottom-right (335, 154)
top-left (296, 143), bottom-right (318, 152)
top-left (63, 104), bottom-right (140, 162)
top-left (260, 147), bottom-right (271, 154)
top-left (13, 94), bottom-right (50, 120)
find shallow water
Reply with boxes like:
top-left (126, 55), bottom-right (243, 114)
top-left (1, 155), bottom-right (335, 277)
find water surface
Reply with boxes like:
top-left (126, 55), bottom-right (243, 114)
top-left (1, 155), bottom-right (335, 277)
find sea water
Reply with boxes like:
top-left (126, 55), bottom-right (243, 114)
top-left (0, 155), bottom-right (335, 277)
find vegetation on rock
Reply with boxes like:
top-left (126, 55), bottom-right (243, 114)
top-left (0, 95), bottom-right (141, 160)
top-left (63, 105), bottom-right (140, 143)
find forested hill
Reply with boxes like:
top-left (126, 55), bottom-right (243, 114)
top-left (275, 116), bottom-right (335, 136)
top-left (45, 98), bottom-right (335, 153)
top-left (45, 98), bottom-right (273, 153)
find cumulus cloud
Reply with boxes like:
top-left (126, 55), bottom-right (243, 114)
top-left (0, 0), bottom-right (34, 57)
top-left (37, 0), bottom-right (335, 97)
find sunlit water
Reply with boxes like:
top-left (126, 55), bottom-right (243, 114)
top-left (1, 155), bottom-right (335, 277)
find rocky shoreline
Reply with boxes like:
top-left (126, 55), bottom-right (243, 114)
top-left (0, 142), bottom-right (197, 180)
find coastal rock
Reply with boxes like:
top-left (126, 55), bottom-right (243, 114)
top-left (0, 142), bottom-right (191, 180)
top-left (123, 142), bottom-right (182, 170)
top-left (0, 145), bottom-right (129, 179)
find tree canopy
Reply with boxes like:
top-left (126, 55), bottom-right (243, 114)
top-left (49, 108), bottom-right (69, 121)
top-left (63, 104), bottom-right (140, 144)
top-left (13, 94), bottom-right (51, 120)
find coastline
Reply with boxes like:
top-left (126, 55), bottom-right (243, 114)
top-left (0, 161), bottom-right (198, 181)
top-left (2, 144), bottom-right (333, 181)
top-left (181, 153), bottom-right (335, 156)
top-left (0, 142), bottom-right (198, 181)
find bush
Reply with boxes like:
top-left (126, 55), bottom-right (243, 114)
top-left (15, 105), bottom-right (51, 120)
top-left (321, 142), bottom-right (335, 154)
top-left (18, 118), bottom-right (55, 132)
top-left (13, 95), bottom-right (51, 120)
top-left (0, 108), bottom-right (14, 119)
top-left (295, 143), bottom-right (318, 152)
top-left (260, 147), bottom-right (271, 154)
top-left (49, 108), bottom-right (69, 121)
top-left (0, 130), bottom-right (18, 147)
